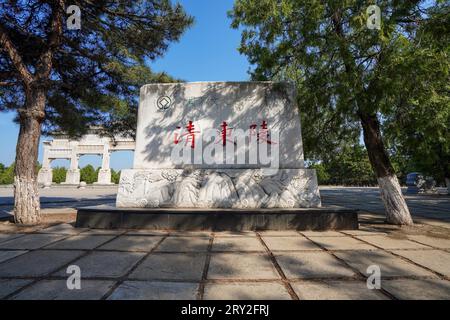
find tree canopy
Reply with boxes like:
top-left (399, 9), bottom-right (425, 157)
top-left (230, 0), bottom-right (448, 159)
top-left (0, 0), bottom-right (194, 224)
top-left (0, 0), bottom-right (193, 137)
top-left (230, 0), bottom-right (449, 180)
top-left (230, 0), bottom-right (449, 224)
top-left (383, 4), bottom-right (450, 184)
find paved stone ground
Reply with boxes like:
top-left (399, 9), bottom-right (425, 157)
top-left (0, 186), bottom-right (449, 299)
top-left (0, 221), bottom-right (449, 300)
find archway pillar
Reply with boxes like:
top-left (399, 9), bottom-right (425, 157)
top-left (95, 143), bottom-right (113, 184)
top-left (37, 143), bottom-right (53, 185)
top-left (63, 148), bottom-right (80, 185)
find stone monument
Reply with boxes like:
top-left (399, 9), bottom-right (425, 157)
top-left (116, 81), bottom-right (321, 209)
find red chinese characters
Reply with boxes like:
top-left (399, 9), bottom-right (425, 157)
top-left (173, 120), bottom-right (276, 147)
top-left (218, 121), bottom-right (234, 146)
top-left (249, 120), bottom-right (276, 145)
top-left (174, 121), bottom-right (199, 149)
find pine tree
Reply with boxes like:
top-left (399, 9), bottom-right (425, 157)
top-left (0, 1), bottom-right (193, 224)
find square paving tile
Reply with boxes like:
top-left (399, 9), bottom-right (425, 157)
top-left (0, 233), bottom-right (25, 244)
top-left (301, 231), bottom-right (345, 237)
top-left (156, 236), bottom-right (210, 252)
top-left (214, 231), bottom-right (257, 237)
top-left (169, 231), bottom-right (212, 237)
top-left (262, 236), bottom-right (322, 251)
top-left (341, 230), bottom-right (387, 236)
top-left (108, 281), bottom-right (199, 300)
top-left (129, 253), bottom-right (206, 281)
top-left (212, 237), bottom-right (265, 252)
top-left (0, 279), bottom-right (33, 299)
top-left (125, 230), bottom-right (169, 236)
top-left (258, 231), bottom-right (302, 237)
top-left (355, 235), bottom-right (431, 250)
top-left (54, 251), bottom-right (144, 278)
top-left (10, 280), bottom-right (116, 300)
top-left (208, 253), bottom-right (280, 280)
top-left (0, 234), bottom-right (67, 250)
top-left (97, 236), bottom-right (163, 252)
top-left (275, 252), bottom-right (356, 279)
top-left (80, 229), bottom-right (126, 235)
top-left (0, 250), bottom-right (85, 277)
top-left (204, 282), bottom-right (292, 300)
top-left (382, 279), bottom-right (450, 300)
top-left (308, 236), bottom-right (377, 250)
top-left (37, 223), bottom-right (85, 235)
top-left (292, 280), bottom-right (388, 300)
top-left (391, 249), bottom-right (450, 277)
top-left (44, 235), bottom-right (115, 250)
top-left (407, 235), bottom-right (450, 249)
top-left (334, 250), bottom-right (436, 278)
top-left (0, 250), bottom-right (28, 263)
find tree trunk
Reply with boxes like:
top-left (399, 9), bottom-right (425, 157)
top-left (329, 7), bottom-right (412, 225)
top-left (359, 111), bottom-right (414, 225)
top-left (14, 88), bottom-right (46, 225)
top-left (445, 178), bottom-right (450, 195)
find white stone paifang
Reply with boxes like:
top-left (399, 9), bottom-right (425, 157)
top-left (37, 128), bottom-right (135, 186)
top-left (117, 82), bottom-right (321, 209)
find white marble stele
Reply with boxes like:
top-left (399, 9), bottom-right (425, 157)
top-left (117, 82), bottom-right (321, 208)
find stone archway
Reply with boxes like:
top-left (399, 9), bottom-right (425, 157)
top-left (38, 128), bottom-right (135, 186)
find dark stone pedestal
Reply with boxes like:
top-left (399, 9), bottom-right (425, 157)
top-left (75, 206), bottom-right (358, 231)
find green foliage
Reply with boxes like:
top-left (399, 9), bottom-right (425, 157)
top-left (309, 145), bottom-right (377, 186)
top-left (0, 162), bottom-right (14, 184)
top-left (308, 163), bottom-right (330, 185)
top-left (0, 161), bottom-right (121, 186)
top-left (80, 165), bottom-right (98, 184)
top-left (383, 4), bottom-right (450, 184)
top-left (0, 162), bottom-right (42, 184)
top-left (230, 0), bottom-right (449, 182)
top-left (52, 167), bottom-right (67, 184)
top-left (50, 166), bottom-right (121, 184)
top-left (0, 1), bottom-right (194, 138)
top-left (111, 169), bottom-right (121, 184)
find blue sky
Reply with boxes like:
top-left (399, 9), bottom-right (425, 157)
top-left (0, 0), bottom-right (250, 170)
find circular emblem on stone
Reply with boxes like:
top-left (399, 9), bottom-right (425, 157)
top-left (234, 102), bottom-right (245, 113)
top-left (156, 96), bottom-right (172, 110)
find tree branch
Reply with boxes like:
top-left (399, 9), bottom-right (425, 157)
top-left (35, 0), bottom-right (65, 81)
top-left (0, 23), bottom-right (33, 86)
top-left (0, 81), bottom-right (16, 86)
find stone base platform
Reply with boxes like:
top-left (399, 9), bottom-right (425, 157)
top-left (75, 206), bottom-right (358, 231)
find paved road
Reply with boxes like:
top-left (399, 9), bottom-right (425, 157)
top-left (320, 187), bottom-right (450, 220)
top-left (0, 186), bottom-right (449, 221)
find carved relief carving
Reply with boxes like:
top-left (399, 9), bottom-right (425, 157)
top-left (161, 169), bottom-right (179, 182)
top-left (116, 169), bottom-right (321, 209)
